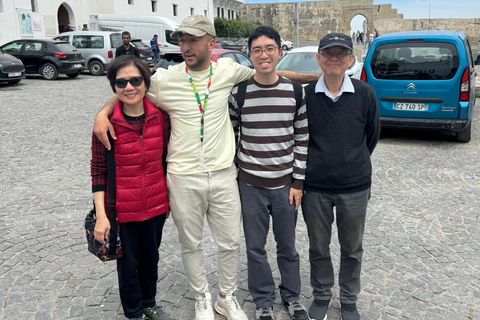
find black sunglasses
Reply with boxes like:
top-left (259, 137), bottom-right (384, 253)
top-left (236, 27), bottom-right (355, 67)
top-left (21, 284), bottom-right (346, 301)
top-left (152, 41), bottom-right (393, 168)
top-left (114, 76), bottom-right (144, 88)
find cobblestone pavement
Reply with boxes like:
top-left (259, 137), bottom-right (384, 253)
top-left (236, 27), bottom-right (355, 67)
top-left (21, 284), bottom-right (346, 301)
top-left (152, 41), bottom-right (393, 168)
top-left (0, 73), bottom-right (479, 320)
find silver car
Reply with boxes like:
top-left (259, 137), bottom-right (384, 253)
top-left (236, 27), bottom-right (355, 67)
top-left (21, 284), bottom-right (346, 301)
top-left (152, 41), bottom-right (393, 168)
top-left (53, 31), bottom-right (123, 76)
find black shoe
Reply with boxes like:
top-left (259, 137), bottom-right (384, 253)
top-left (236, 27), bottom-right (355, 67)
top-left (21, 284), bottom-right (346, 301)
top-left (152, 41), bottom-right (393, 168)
top-left (340, 303), bottom-right (359, 320)
top-left (144, 305), bottom-right (171, 320)
top-left (283, 300), bottom-right (308, 320)
top-left (308, 299), bottom-right (330, 320)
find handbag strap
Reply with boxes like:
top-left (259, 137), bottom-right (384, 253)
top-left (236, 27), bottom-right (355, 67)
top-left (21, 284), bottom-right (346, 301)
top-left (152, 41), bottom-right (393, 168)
top-left (106, 133), bottom-right (116, 216)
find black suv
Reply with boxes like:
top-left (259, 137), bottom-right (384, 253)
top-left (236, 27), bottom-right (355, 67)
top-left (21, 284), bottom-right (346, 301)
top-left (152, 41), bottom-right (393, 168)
top-left (0, 39), bottom-right (84, 80)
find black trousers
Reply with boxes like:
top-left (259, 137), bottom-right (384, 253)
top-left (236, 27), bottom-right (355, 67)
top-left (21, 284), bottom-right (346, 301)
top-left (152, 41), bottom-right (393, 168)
top-left (117, 214), bottom-right (166, 318)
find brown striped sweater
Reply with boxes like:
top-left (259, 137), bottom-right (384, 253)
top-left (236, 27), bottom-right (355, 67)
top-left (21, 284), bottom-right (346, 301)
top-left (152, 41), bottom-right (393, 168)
top-left (228, 76), bottom-right (309, 189)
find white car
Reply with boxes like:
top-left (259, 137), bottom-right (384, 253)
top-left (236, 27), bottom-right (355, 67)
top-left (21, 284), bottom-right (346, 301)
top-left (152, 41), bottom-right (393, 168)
top-left (281, 38), bottom-right (293, 50)
top-left (276, 46), bottom-right (363, 81)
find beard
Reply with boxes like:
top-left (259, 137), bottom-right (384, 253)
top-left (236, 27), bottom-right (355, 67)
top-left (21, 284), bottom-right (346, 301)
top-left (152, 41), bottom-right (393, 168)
top-left (182, 43), bottom-right (210, 70)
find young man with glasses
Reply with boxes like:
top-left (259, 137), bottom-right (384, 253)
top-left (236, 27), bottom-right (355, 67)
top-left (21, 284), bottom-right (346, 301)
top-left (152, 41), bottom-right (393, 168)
top-left (229, 26), bottom-right (309, 320)
top-left (302, 33), bottom-right (380, 320)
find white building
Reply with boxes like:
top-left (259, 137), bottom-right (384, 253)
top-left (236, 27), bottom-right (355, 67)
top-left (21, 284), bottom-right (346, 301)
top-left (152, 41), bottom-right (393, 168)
top-left (0, 0), bottom-right (243, 45)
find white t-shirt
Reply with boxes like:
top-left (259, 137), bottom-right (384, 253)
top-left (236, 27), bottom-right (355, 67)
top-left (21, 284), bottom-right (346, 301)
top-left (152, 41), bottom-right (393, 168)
top-left (147, 58), bottom-right (255, 174)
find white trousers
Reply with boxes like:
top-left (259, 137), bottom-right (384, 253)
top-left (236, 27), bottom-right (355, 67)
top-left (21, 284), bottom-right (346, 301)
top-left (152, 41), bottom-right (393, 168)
top-left (167, 163), bottom-right (241, 295)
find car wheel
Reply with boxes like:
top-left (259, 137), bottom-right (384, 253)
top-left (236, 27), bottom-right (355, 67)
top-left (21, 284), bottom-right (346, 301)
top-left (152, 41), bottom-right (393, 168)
top-left (89, 61), bottom-right (104, 76)
top-left (40, 63), bottom-right (58, 80)
top-left (67, 73), bottom-right (80, 78)
top-left (282, 45), bottom-right (288, 50)
top-left (456, 121), bottom-right (471, 142)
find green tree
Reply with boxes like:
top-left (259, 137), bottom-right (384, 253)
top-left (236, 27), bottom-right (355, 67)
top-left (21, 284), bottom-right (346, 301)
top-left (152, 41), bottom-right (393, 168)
top-left (214, 17), bottom-right (262, 38)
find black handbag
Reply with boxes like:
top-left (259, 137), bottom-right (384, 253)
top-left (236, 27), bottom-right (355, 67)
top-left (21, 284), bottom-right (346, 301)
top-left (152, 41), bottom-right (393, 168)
top-left (85, 134), bottom-right (123, 261)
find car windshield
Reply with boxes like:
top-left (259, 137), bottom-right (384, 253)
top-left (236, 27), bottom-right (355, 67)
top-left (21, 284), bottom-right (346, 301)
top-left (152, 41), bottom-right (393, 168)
top-left (276, 51), bottom-right (321, 74)
top-left (370, 42), bottom-right (460, 80)
top-left (132, 40), bottom-right (149, 48)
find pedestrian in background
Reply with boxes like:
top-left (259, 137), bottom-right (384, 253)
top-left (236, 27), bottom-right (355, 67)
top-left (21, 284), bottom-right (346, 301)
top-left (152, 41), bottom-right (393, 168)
top-left (116, 31), bottom-right (140, 58)
top-left (302, 33), bottom-right (380, 320)
top-left (91, 55), bottom-right (171, 320)
top-left (151, 34), bottom-right (161, 65)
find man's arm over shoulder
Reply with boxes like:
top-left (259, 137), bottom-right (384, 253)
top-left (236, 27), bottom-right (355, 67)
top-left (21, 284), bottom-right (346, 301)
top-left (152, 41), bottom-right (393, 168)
top-left (217, 58), bottom-right (255, 84)
top-left (277, 70), bottom-right (321, 84)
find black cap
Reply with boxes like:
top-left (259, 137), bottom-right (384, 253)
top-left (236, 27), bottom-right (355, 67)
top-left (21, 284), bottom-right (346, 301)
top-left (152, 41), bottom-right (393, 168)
top-left (318, 33), bottom-right (353, 51)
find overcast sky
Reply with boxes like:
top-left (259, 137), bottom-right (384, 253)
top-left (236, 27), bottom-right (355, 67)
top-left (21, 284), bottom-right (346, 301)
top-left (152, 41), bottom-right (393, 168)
top-left (243, 0), bottom-right (480, 20)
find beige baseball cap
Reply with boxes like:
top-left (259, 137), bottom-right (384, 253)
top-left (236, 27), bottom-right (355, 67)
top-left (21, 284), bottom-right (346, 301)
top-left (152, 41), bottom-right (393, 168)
top-left (171, 15), bottom-right (216, 38)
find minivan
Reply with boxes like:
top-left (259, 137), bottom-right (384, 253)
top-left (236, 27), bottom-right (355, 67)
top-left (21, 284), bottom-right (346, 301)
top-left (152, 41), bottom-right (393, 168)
top-left (54, 31), bottom-right (123, 76)
top-left (361, 30), bottom-right (476, 142)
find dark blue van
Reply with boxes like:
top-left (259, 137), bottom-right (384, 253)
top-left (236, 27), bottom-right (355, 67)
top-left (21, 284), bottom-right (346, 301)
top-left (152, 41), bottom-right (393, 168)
top-left (361, 31), bottom-right (476, 142)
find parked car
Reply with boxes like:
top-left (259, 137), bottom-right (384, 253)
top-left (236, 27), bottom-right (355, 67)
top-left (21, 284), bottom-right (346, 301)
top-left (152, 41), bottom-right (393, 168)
top-left (130, 39), bottom-right (155, 66)
top-left (152, 49), bottom-right (253, 72)
top-left (275, 46), bottom-right (363, 82)
top-left (0, 48), bottom-right (25, 84)
top-left (281, 37), bottom-right (293, 50)
top-left (221, 39), bottom-right (248, 53)
top-left (361, 30), bottom-right (477, 142)
top-left (53, 31), bottom-right (122, 76)
top-left (0, 39), bottom-right (84, 80)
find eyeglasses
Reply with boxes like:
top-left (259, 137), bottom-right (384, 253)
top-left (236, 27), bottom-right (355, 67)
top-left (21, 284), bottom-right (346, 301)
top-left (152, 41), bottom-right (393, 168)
top-left (251, 46), bottom-right (278, 57)
top-left (114, 76), bottom-right (144, 88)
top-left (320, 51), bottom-right (351, 59)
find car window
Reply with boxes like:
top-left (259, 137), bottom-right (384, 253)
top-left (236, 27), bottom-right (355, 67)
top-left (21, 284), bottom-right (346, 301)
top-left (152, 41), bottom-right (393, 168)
top-left (72, 35), bottom-right (105, 49)
top-left (370, 42), bottom-right (460, 80)
top-left (111, 34), bottom-right (123, 49)
top-left (55, 43), bottom-right (77, 52)
top-left (1, 41), bottom-right (24, 53)
top-left (25, 42), bottom-right (43, 52)
top-left (235, 53), bottom-right (253, 68)
top-left (219, 52), bottom-right (236, 62)
top-left (165, 30), bottom-right (180, 46)
top-left (276, 52), bottom-right (321, 74)
top-left (54, 36), bottom-right (69, 42)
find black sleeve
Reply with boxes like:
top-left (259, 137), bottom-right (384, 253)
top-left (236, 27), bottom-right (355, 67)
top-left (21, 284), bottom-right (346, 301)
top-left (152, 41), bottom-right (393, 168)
top-left (115, 47), bottom-right (121, 57)
top-left (134, 47), bottom-right (140, 58)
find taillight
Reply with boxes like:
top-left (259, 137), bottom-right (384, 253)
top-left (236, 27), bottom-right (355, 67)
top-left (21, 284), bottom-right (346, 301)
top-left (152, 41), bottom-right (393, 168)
top-left (138, 48), bottom-right (145, 52)
top-left (460, 67), bottom-right (470, 102)
top-left (108, 50), bottom-right (113, 59)
top-left (360, 67), bottom-right (367, 82)
top-left (55, 52), bottom-right (67, 58)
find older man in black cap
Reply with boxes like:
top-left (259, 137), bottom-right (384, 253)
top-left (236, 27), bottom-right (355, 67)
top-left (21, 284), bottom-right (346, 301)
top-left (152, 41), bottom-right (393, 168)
top-left (302, 33), bottom-right (380, 320)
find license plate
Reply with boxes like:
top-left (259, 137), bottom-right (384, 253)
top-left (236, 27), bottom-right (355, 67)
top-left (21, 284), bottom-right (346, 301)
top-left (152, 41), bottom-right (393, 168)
top-left (395, 103), bottom-right (428, 111)
top-left (73, 64), bottom-right (83, 68)
top-left (8, 72), bottom-right (21, 77)
top-left (147, 57), bottom-right (152, 60)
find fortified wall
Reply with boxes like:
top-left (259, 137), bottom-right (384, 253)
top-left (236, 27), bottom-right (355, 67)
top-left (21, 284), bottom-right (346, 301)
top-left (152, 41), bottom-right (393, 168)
top-left (238, 0), bottom-right (480, 44)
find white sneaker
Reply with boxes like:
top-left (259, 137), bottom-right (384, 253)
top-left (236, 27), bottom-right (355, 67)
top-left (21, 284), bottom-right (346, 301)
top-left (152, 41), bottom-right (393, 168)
top-left (195, 292), bottom-right (214, 320)
top-left (214, 293), bottom-right (248, 320)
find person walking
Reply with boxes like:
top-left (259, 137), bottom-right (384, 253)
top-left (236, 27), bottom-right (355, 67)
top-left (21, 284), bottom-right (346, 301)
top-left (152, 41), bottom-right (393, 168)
top-left (91, 55), bottom-right (171, 320)
top-left (302, 33), bottom-right (380, 320)
top-left (150, 34), bottom-right (161, 65)
top-left (229, 26), bottom-right (309, 320)
top-left (116, 31), bottom-right (140, 58)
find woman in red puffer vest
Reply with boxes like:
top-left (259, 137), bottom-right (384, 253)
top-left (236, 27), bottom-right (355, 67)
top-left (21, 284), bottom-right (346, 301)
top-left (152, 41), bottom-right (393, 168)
top-left (90, 55), bottom-right (171, 320)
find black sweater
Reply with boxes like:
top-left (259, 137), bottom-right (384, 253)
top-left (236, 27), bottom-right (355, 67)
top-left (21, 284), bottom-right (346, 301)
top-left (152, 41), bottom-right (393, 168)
top-left (304, 78), bottom-right (380, 194)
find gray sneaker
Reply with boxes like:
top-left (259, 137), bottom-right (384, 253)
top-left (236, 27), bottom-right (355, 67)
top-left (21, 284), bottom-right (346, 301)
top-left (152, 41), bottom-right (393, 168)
top-left (308, 299), bottom-right (330, 320)
top-left (283, 301), bottom-right (308, 320)
top-left (144, 305), bottom-right (171, 320)
top-left (255, 307), bottom-right (275, 320)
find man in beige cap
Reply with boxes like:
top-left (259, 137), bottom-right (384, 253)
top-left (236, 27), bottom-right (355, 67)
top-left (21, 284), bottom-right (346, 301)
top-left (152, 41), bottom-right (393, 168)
top-left (94, 15), bottom-right (253, 320)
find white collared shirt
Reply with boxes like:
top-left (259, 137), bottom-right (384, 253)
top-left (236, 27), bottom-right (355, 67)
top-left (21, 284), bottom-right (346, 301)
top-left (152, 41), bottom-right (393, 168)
top-left (315, 73), bottom-right (355, 102)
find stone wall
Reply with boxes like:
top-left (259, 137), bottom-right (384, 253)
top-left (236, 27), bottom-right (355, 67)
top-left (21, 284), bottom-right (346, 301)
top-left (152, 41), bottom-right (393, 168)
top-left (238, 0), bottom-right (480, 44)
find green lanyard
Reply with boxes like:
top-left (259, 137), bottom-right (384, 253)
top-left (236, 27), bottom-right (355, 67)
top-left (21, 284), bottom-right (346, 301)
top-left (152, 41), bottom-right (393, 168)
top-left (185, 63), bottom-right (213, 170)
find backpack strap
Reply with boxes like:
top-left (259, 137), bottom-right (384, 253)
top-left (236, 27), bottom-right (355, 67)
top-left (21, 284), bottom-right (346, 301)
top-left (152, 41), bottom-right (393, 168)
top-left (236, 80), bottom-right (249, 109)
top-left (292, 81), bottom-right (303, 111)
